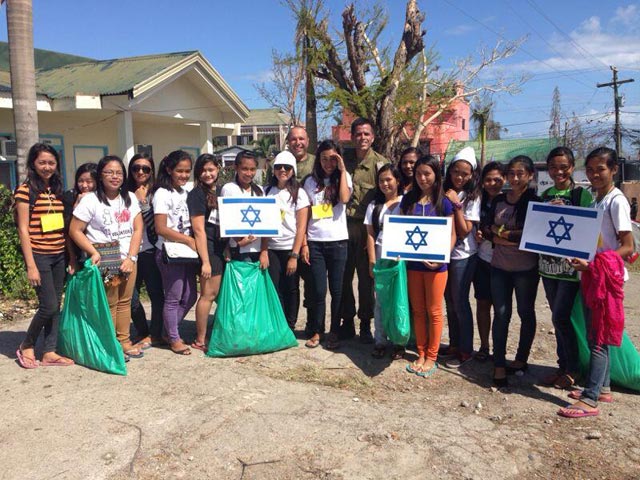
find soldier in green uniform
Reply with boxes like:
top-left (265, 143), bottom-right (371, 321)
top-left (340, 118), bottom-right (389, 342)
top-left (286, 126), bottom-right (316, 338)
top-left (287, 126), bottom-right (315, 183)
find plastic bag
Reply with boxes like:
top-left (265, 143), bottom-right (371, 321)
top-left (373, 259), bottom-right (410, 346)
top-left (571, 293), bottom-right (640, 391)
top-left (207, 261), bottom-right (298, 357)
top-left (57, 259), bottom-right (127, 375)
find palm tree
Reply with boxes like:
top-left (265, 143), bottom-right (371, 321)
top-left (3, 0), bottom-right (39, 181)
top-left (471, 99), bottom-right (493, 168)
top-left (252, 135), bottom-right (276, 159)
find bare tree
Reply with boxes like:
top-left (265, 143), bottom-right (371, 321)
top-left (255, 50), bottom-right (304, 126)
top-left (406, 39), bottom-right (526, 152)
top-left (4, 0), bottom-right (39, 181)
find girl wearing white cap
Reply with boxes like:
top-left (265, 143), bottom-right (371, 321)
top-left (441, 146), bottom-right (481, 368)
top-left (265, 151), bottom-right (310, 331)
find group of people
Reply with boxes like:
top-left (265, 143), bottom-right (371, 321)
top-left (13, 117), bottom-right (632, 419)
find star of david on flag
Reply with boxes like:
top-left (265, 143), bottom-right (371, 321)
top-left (219, 197), bottom-right (282, 238)
top-left (381, 215), bottom-right (452, 262)
top-left (520, 202), bottom-right (603, 260)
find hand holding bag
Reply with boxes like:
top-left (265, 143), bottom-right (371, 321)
top-left (162, 241), bottom-right (200, 264)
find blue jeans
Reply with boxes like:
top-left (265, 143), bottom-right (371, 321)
top-left (445, 254), bottom-right (478, 355)
top-left (581, 305), bottom-right (611, 407)
top-left (308, 240), bottom-right (348, 336)
top-left (541, 276), bottom-right (580, 373)
top-left (131, 248), bottom-right (165, 339)
top-left (491, 266), bottom-right (539, 368)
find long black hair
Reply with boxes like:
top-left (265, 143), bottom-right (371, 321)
top-left (154, 150), bottom-right (193, 192)
top-left (312, 139), bottom-right (343, 206)
top-left (194, 153), bottom-right (221, 209)
top-left (95, 155), bottom-right (131, 208)
top-left (398, 146), bottom-right (419, 191)
top-left (234, 151), bottom-right (262, 196)
top-left (400, 155), bottom-right (445, 215)
top-left (126, 153), bottom-right (155, 193)
top-left (373, 164), bottom-right (402, 204)
top-left (73, 162), bottom-right (98, 196)
top-left (586, 146), bottom-right (617, 169)
top-left (25, 143), bottom-right (63, 197)
top-left (443, 158), bottom-right (480, 202)
top-left (268, 164), bottom-right (300, 206)
top-left (480, 161), bottom-right (504, 205)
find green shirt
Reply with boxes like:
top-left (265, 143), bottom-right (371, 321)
top-left (296, 153), bottom-right (315, 183)
top-left (538, 185), bottom-right (594, 281)
top-left (343, 148), bottom-right (389, 220)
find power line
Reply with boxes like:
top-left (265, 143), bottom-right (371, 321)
top-left (438, 0), bottom-right (595, 89)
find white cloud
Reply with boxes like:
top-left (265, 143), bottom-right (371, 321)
top-left (239, 69), bottom-right (274, 83)
top-left (445, 24), bottom-right (474, 36)
top-left (509, 10), bottom-right (640, 73)
top-left (612, 4), bottom-right (639, 27)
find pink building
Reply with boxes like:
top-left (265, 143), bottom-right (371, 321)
top-left (331, 94), bottom-right (470, 160)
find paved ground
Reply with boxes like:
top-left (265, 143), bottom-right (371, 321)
top-left (1, 276), bottom-right (640, 480)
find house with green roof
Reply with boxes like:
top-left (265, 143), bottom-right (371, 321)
top-left (0, 42), bottom-right (249, 188)
top-left (445, 137), bottom-right (560, 165)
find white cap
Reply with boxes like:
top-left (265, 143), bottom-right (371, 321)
top-left (452, 146), bottom-right (477, 170)
top-left (273, 151), bottom-right (297, 175)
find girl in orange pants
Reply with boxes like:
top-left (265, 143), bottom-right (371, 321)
top-left (399, 155), bottom-right (456, 377)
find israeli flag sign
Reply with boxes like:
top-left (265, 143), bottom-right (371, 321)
top-left (519, 202), bottom-right (603, 260)
top-left (219, 197), bottom-right (282, 238)
top-left (381, 215), bottom-right (452, 263)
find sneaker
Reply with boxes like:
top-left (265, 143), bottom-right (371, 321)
top-left (438, 346), bottom-right (458, 360)
top-left (445, 353), bottom-right (472, 369)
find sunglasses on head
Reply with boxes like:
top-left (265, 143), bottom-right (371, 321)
top-left (132, 165), bottom-right (152, 174)
top-left (274, 164), bottom-right (294, 172)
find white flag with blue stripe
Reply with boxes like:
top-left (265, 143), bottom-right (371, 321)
top-left (381, 215), bottom-right (452, 262)
top-left (519, 202), bottom-right (603, 260)
top-left (219, 197), bottom-right (282, 238)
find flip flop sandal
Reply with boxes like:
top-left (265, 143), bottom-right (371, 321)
top-left (191, 341), bottom-right (208, 352)
top-left (567, 390), bottom-right (613, 403)
top-left (557, 405), bottom-right (599, 418)
top-left (124, 349), bottom-right (144, 359)
top-left (16, 349), bottom-right (39, 369)
top-left (554, 373), bottom-right (576, 390)
top-left (170, 343), bottom-right (192, 355)
top-left (135, 340), bottom-right (153, 350)
top-left (41, 357), bottom-right (75, 367)
top-left (305, 337), bottom-right (321, 348)
top-left (416, 363), bottom-right (439, 378)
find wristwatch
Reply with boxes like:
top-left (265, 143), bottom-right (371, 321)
top-left (289, 252), bottom-right (300, 259)
top-left (127, 254), bottom-right (138, 263)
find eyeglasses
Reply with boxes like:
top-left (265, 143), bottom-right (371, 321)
top-left (132, 165), bottom-right (151, 174)
top-left (102, 170), bottom-right (124, 178)
top-left (274, 164), bottom-right (294, 172)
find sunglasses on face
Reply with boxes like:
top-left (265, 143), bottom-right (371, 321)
top-left (274, 164), bottom-right (294, 172)
top-left (132, 165), bottom-right (152, 174)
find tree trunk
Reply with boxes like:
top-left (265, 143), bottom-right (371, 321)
top-left (304, 37), bottom-right (318, 153)
top-left (6, 0), bottom-right (39, 182)
top-left (480, 121), bottom-right (486, 167)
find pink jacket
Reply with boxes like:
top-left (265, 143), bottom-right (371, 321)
top-left (581, 251), bottom-right (625, 347)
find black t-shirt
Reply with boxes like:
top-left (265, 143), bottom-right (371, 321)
top-left (187, 186), bottom-right (220, 243)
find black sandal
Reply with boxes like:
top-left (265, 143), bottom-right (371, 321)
top-left (391, 346), bottom-right (405, 360)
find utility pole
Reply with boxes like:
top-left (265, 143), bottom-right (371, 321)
top-left (597, 66), bottom-right (634, 158)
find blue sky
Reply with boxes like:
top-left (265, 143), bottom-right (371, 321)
top-left (1, 0), bottom-right (639, 152)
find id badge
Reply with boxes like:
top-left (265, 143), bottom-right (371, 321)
top-left (41, 212), bottom-right (64, 232)
top-left (312, 204), bottom-right (333, 220)
top-left (207, 209), bottom-right (218, 225)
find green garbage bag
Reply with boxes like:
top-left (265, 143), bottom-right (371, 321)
top-left (571, 293), bottom-right (640, 391)
top-left (58, 260), bottom-right (127, 375)
top-left (373, 259), bottom-right (410, 346)
top-left (207, 261), bottom-right (298, 357)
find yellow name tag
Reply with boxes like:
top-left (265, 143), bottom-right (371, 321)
top-left (41, 212), bottom-right (64, 232)
top-left (312, 204), bottom-right (333, 220)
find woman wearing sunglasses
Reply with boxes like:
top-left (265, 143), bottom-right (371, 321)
top-left (125, 154), bottom-right (165, 349)
top-left (265, 152), bottom-right (310, 331)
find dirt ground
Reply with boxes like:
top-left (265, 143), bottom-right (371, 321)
top-left (1, 274), bottom-right (640, 480)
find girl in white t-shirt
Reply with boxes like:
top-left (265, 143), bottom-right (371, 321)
top-left (152, 150), bottom-right (197, 356)
top-left (303, 140), bottom-right (353, 350)
top-left (442, 147), bottom-right (481, 368)
top-left (70, 155), bottom-right (143, 360)
top-left (220, 151), bottom-right (266, 264)
top-left (364, 164), bottom-right (403, 359)
top-left (265, 151), bottom-right (310, 331)
top-left (560, 147), bottom-right (634, 418)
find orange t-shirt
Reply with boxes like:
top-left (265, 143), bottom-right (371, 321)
top-left (14, 183), bottom-right (65, 254)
